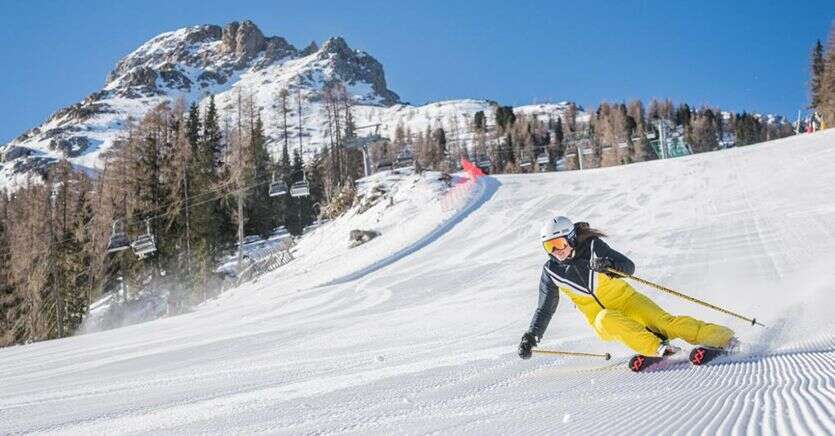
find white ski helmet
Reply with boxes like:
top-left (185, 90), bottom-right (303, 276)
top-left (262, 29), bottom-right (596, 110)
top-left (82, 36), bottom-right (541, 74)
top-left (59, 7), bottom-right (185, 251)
top-left (540, 215), bottom-right (575, 244)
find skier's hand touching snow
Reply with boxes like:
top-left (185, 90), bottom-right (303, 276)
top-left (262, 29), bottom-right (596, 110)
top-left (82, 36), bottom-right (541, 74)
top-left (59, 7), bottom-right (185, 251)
top-left (518, 332), bottom-right (538, 359)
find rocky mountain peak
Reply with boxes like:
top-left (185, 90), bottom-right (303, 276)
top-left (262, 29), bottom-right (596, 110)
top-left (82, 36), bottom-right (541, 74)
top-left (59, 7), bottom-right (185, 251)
top-left (1, 20), bottom-right (405, 188)
top-left (300, 41), bottom-right (319, 56)
top-left (220, 20), bottom-right (267, 64)
top-left (319, 36), bottom-right (352, 59)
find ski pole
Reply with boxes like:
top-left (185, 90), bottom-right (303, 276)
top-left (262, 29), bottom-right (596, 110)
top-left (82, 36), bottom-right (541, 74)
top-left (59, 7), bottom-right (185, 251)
top-left (532, 349), bottom-right (612, 360)
top-left (606, 268), bottom-right (765, 327)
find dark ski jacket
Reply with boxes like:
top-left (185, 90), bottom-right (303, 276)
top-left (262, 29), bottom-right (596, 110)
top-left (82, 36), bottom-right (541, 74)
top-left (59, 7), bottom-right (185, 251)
top-left (528, 231), bottom-right (635, 339)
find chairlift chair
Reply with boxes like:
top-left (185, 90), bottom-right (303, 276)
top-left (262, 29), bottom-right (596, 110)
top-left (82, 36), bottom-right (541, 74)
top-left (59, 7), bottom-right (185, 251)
top-left (375, 160), bottom-right (393, 173)
top-left (268, 173), bottom-right (288, 197)
top-left (106, 219), bottom-right (131, 254)
top-left (131, 219), bottom-right (157, 259)
top-left (290, 180), bottom-right (310, 198)
top-left (393, 149), bottom-right (414, 169)
top-left (394, 156), bottom-right (412, 169)
top-left (476, 157), bottom-right (491, 169)
top-left (536, 153), bottom-right (550, 165)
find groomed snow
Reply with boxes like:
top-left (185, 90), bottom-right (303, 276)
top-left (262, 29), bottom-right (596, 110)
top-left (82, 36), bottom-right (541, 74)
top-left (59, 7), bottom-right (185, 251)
top-left (1, 131), bottom-right (834, 434)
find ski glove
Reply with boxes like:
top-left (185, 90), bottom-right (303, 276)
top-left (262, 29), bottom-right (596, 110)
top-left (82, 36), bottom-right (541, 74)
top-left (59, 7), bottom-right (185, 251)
top-left (518, 332), bottom-right (538, 360)
top-left (590, 257), bottom-right (617, 277)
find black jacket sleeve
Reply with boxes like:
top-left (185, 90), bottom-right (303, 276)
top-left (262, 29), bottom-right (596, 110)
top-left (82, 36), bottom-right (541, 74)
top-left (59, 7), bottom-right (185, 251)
top-left (592, 238), bottom-right (635, 276)
top-left (528, 265), bottom-right (560, 339)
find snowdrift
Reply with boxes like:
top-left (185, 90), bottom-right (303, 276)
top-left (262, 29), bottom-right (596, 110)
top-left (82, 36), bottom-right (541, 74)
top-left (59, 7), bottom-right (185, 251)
top-left (1, 131), bottom-right (834, 434)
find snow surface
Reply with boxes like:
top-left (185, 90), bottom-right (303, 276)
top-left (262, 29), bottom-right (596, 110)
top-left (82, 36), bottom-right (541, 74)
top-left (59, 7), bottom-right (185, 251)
top-left (1, 131), bottom-right (834, 434)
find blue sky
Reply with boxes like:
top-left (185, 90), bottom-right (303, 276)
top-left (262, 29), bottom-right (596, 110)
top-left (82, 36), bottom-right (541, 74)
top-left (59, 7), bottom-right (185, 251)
top-left (0, 0), bottom-right (830, 143)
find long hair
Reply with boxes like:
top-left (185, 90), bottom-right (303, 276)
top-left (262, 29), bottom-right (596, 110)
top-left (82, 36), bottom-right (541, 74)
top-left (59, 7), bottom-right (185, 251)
top-left (573, 221), bottom-right (607, 245)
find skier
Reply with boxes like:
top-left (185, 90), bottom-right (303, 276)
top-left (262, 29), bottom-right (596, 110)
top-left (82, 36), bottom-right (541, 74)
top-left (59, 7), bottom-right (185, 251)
top-left (518, 215), bottom-right (736, 363)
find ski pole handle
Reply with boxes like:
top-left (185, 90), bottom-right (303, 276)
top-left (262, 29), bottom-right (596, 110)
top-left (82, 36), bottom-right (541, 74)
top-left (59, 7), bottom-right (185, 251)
top-left (532, 349), bottom-right (612, 360)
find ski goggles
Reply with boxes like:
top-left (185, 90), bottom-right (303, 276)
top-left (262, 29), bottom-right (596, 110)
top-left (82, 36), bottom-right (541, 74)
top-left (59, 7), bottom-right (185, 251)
top-left (543, 236), bottom-right (570, 253)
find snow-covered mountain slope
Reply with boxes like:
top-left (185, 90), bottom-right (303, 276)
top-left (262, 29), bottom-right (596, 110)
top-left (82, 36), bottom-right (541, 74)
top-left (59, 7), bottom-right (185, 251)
top-left (0, 20), bottom-right (580, 191)
top-left (0, 20), bottom-right (400, 188)
top-left (2, 131), bottom-right (834, 434)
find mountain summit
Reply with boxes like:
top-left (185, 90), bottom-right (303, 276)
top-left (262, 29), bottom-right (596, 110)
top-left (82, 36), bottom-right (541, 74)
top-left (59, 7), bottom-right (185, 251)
top-left (0, 20), bottom-right (402, 187)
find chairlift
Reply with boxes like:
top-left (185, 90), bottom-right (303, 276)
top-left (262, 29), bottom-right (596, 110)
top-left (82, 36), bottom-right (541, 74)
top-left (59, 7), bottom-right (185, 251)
top-left (376, 160), bottom-right (393, 173)
top-left (290, 180), bottom-right (310, 198)
top-left (536, 152), bottom-right (550, 165)
top-left (646, 132), bottom-right (657, 140)
top-left (393, 149), bottom-right (414, 169)
top-left (394, 156), bottom-right (413, 169)
top-left (106, 219), bottom-right (131, 254)
top-left (268, 172), bottom-right (288, 197)
top-left (517, 149), bottom-right (533, 167)
top-left (131, 219), bottom-right (157, 259)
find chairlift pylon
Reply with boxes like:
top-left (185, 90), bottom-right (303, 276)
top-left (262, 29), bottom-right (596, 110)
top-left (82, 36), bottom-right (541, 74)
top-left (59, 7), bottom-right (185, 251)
top-left (291, 118), bottom-right (311, 198)
top-left (106, 219), bottom-right (131, 254)
top-left (131, 219), bottom-right (157, 259)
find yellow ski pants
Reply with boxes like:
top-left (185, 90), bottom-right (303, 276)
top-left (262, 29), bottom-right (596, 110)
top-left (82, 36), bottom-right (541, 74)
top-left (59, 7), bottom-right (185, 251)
top-left (591, 291), bottom-right (735, 356)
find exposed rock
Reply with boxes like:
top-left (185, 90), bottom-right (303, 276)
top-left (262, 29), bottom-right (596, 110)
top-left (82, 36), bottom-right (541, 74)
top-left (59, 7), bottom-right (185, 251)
top-left (49, 136), bottom-right (89, 157)
top-left (13, 156), bottom-right (56, 178)
top-left (46, 100), bottom-right (112, 126)
top-left (120, 66), bottom-right (158, 95)
top-left (197, 70), bottom-right (228, 87)
top-left (349, 229), bottom-right (380, 248)
top-left (357, 184), bottom-right (388, 214)
top-left (300, 41), bottom-right (319, 56)
top-left (13, 130), bottom-right (34, 143)
top-left (184, 24), bottom-right (222, 44)
top-left (41, 126), bottom-right (81, 139)
top-left (158, 68), bottom-right (192, 91)
top-left (221, 20), bottom-right (267, 65)
top-left (254, 36), bottom-right (297, 70)
top-left (318, 37), bottom-right (399, 106)
top-left (318, 37), bottom-right (352, 60)
top-left (3, 146), bottom-right (33, 162)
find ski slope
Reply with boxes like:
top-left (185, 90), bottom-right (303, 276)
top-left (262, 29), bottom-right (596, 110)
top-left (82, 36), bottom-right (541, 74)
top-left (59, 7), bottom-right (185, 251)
top-left (2, 131), bottom-right (834, 435)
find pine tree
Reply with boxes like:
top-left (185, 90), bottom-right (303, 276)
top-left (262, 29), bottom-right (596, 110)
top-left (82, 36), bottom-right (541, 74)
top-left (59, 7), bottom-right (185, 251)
top-left (474, 111), bottom-right (486, 131)
top-left (810, 40), bottom-right (825, 111)
top-left (246, 114), bottom-right (274, 237)
top-left (203, 95), bottom-right (223, 171)
top-left (819, 25), bottom-right (835, 127)
top-left (0, 191), bottom-right (22, 346)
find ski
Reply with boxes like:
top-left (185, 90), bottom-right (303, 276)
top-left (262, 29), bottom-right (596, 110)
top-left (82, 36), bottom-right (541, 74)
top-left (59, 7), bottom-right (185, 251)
top-left (689, 338), bottom-right (740, 366)
top-left (628, 354), bottom-right (664, 372)
top-left (628, 353), bottom-right (683, 372)
top-left (689, 347), bottom-right (727, 366)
